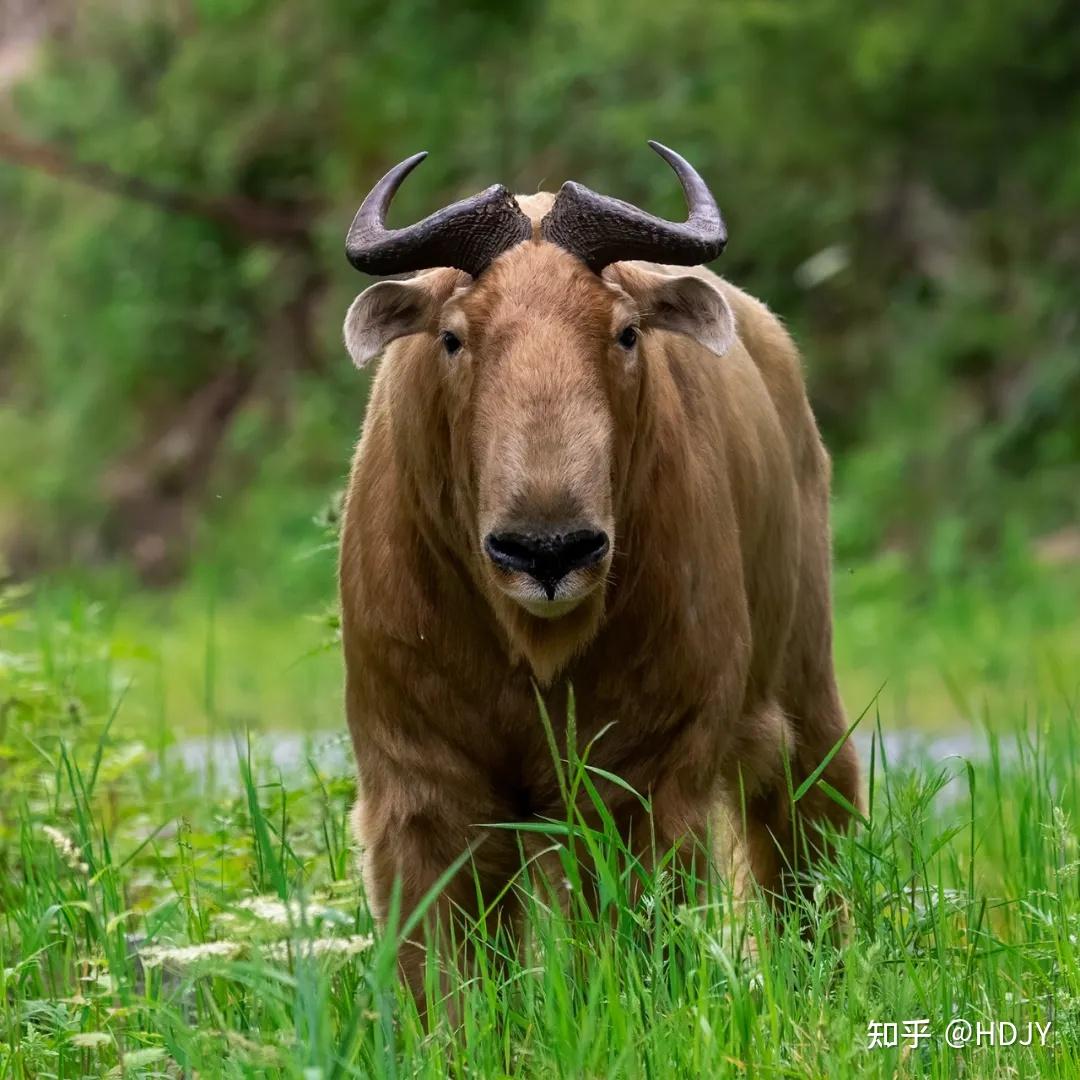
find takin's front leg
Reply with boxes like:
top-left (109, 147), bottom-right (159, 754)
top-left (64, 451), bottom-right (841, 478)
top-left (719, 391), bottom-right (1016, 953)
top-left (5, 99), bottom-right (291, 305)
top-left (725, 696), bottom-right (861, 924)
top-left (352, 776), bottom-right (519, 1021)
top-left (624, 720), bottom-right (732, 908)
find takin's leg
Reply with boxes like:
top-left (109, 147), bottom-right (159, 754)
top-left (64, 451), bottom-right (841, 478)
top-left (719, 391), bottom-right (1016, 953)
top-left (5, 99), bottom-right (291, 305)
top-left (722, 699), bottom-right (797, 900)
top-left (725, 694), bottom-right (859, 919)
top-left (625, 720), bottom-right (732, 908)
top-left (352, 791), bottom-right (520, 1022)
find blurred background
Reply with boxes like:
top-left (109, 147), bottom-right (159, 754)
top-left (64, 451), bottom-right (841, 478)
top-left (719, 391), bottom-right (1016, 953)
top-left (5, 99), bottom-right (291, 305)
top-left (1, 0), bottom-right (1077, 735)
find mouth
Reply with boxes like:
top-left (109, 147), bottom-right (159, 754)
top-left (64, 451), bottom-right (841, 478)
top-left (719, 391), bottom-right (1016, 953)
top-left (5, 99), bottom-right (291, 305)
top-left (516, 592), bottom-right (590, 619)
top-left (494, 571), bottom-right (601, 620)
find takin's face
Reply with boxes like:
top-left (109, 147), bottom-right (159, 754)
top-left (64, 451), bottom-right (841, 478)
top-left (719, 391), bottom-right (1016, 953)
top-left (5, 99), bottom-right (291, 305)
top-left (343, 237), bottom-right (735, 678)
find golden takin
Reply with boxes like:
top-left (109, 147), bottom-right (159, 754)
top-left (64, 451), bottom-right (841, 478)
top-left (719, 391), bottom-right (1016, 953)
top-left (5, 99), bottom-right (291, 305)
top-left (339, 142), bottom-right (861, 1001)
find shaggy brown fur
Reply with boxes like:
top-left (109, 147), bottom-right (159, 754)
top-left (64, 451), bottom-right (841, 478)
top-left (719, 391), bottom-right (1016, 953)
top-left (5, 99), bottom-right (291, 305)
top-left (339, 194), bottom-right (861, 1002)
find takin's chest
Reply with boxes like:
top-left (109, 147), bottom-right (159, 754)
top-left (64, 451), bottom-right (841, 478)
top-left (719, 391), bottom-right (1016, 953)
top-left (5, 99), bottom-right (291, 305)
top-left (466, 630), bottom-right (725, 780)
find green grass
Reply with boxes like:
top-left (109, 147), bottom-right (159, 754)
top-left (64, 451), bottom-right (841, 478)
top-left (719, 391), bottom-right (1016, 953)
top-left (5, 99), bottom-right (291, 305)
top-left (1, 568), bottom-right (1078, 1078)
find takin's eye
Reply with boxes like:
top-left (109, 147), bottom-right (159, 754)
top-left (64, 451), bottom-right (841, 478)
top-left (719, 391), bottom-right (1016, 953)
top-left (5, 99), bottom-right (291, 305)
top-left (440, 330), bottom-right (463, 356)
top-left (617, 325), bottom-right (639, 350)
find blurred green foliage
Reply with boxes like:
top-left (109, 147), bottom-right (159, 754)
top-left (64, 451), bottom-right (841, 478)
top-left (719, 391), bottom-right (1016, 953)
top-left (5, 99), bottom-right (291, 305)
top-left (1, 0), bottom-right (1078, 581)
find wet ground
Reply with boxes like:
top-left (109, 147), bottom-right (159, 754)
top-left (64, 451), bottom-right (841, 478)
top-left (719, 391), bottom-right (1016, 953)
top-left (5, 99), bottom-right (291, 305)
top-left (171, 728), bottom-right (1008, 790)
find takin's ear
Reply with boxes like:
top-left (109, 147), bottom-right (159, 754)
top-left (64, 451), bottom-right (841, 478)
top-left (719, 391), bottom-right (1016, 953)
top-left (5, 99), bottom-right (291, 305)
top-left (343, 277), bottom-right (440, 368)
top-left (607, 264), bottom-right (737, 357)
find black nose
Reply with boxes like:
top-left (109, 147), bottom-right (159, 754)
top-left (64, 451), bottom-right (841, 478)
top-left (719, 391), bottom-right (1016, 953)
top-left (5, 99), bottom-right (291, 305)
top-left (484, 528), bottom-right (610, 598)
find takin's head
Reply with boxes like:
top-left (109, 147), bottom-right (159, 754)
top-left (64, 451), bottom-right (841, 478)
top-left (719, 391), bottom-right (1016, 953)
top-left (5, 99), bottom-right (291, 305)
top-left (342, 143), bottom-right (736, 679)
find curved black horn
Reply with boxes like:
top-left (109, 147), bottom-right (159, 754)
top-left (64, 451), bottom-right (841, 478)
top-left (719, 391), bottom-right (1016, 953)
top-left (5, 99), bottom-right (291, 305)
top-left (539, 141), bottom-right (727, 273)
top-left (345, 152), bottom-right (533, 278)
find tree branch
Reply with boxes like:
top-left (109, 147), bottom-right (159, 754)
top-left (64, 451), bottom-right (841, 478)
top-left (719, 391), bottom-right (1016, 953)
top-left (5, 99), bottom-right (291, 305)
top-left (0, 129), bottom-right (315, 243)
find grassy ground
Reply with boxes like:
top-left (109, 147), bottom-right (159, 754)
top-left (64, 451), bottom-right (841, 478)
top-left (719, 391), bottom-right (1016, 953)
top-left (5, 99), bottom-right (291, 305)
top-left (1, 561), bottom-right (1078, 1078)
top-left (43, 546), bottom-right (1080, 738)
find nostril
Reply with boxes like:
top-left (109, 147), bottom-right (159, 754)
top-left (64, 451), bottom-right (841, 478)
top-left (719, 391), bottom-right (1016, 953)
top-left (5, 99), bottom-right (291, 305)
top-left (560, 530), bottom-right (609, 568)
top-left (484, 528), bottom-right (610, 583)
top-left (484, 532), bottom-right (537, 572)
